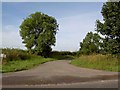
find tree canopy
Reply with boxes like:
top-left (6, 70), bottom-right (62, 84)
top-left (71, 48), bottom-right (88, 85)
top-left (79, 32), bottom-right (103, 55)
top-left (96, 2), bottom-right (120, 54)
top-left (19, 12), bottom-right (59, 57)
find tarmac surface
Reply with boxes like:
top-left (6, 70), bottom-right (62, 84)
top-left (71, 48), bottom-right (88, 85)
top-left (2, 60), bottom-right (119, 88)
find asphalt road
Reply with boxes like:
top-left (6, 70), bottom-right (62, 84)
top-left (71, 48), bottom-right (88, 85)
top-left (3, 79), bottom-right (118, 88)
top-left (2, 60), bottom-right (119, 88)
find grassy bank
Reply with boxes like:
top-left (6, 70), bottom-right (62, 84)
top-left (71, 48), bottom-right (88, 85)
top-left (1, 56), bottom-right (55, 73)
top-left (1, 48), bottom-right (57, 73)
top-left (71, 54), bottom-right (119, 72)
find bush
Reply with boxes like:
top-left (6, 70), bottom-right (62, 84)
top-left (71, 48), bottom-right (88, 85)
top-left (50, 51), bottom-right (77, 56)
top-left (49, 51), bottom-right (76, 60)
top-left (2, 48), bottom-right (32, 62)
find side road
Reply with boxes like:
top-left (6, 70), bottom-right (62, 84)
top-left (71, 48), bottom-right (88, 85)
top-left (2, 60), bottom-right (118, 88)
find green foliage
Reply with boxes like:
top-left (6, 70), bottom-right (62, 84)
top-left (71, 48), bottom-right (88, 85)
top-left (19, 12), bottom-right (59, 57)
top-left (96, 2), bottom-right (120, 54)
top-left (2, 48), bottom-right (31, 62)
top-left (79, 32), bottom-right (103, 55)
top-left (71, 54), bottom-right (119, 72)
top-left (1, 48), bottom-right (56, 73)
top-left (49, 51), bottom-right (76, 60)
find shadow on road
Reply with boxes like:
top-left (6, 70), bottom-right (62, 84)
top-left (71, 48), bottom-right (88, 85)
top-left (2, 74), bottom-right (118, 85)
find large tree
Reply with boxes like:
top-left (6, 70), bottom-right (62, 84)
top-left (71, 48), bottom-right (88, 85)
top-left (96, 2), bottom-right (120, 54)
top-left (19, 12), bottom-right (59, 57)
top-left (79, 32), bottom-right (103, 55)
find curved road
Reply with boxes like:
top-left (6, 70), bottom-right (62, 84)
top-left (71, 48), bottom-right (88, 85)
top-left (2, 60), bottom-right (118, 88)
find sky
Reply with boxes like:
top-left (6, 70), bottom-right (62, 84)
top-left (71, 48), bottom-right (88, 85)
top-left (2, 2), bottom-right (104, 51)
top-left (0, 2), bottom-right (2, 50)
top-left (1, 0), bottom-right (107, 2)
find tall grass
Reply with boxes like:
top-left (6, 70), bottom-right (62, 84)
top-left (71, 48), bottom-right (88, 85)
top-left (71, 54), bottom-right (119, 72)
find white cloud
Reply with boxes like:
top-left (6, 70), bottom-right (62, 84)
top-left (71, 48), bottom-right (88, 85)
top-left (2, 25), bottom-right (26, 49)
top-left (0, 3), bottom-right (2, 49)
top-left (0, 31), bottom-right (2, 48)
top-left (52, 12), bottom-right (102, 51)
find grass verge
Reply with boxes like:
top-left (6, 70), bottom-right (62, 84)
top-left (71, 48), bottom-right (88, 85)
top-left (70, 54), bottom-right (119, 72)
top-left (1, 56), bottom-right (55, 73)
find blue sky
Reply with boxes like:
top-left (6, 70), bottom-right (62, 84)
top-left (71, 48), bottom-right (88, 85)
top-left (2, 2), bottom-right (104, 51)
top-left (2, 0), bottom-right (107, 2)
top-left (0, 2), bottom-right (2, 49)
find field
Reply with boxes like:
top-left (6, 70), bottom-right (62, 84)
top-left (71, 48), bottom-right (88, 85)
top-left (71, 54), bottom-right (119, 72)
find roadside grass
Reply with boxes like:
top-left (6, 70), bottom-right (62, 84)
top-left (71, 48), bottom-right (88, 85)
top-left (70, 54), bottom-right (119, 72)
top-left (1, 56), bottom-right (55, 73)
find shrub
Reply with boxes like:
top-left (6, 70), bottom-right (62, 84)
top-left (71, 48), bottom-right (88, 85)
top-left (2, 48), bottom-right (32, 62)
